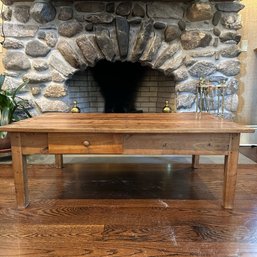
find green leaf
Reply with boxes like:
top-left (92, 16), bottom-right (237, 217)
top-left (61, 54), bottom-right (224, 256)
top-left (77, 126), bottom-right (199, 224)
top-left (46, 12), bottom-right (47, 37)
top-left (0, 107), bottom-right (11, 126)
top-left (12, 79), bottom-right (29, 99)
top-left (0, 131), bottom-right (7, 139)
top-left (20, 106), bottom-right (32, 118)
top-left (0, 94), bottom-right (7, 109)
top-left (0, 94), bottom-right (15, 116)
top-left (0, 76), bottom-right (31, 126)
top-left (0, 75), bottom-right (5, 90)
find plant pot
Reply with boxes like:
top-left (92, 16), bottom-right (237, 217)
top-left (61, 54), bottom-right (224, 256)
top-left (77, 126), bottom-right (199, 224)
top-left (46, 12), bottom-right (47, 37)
top-left (0, 134), bottom-right (11, 153)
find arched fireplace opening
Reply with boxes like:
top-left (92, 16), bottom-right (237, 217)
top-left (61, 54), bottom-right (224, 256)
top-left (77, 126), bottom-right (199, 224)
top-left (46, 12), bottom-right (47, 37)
top-left (91, 60), bottom-right (146, 113)
top-left (67, 61), bottom-right (176, 113)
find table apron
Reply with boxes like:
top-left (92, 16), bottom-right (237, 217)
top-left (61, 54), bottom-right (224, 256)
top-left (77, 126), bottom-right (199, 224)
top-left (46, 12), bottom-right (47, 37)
top-left (19, 132), bottom-right (231, 156)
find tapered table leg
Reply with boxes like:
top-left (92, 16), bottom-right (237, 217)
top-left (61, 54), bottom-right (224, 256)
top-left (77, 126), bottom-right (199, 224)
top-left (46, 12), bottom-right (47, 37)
top-left (223, 134), bottom-right (240, 209)
top-left (10, 133), bottom-right (29, 209)
top-left (192, 155), bottom-right (200, 169)
top-left (55, 154), bottom-right (63, 168)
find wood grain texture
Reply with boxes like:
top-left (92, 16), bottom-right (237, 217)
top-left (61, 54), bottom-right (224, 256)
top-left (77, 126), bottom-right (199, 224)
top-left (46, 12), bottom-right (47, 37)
top-left (49, 133), bottom-right (123, 154)
top-left (20, 133), bottom-right (48, 154)
top-left (1, 113), bottom-right (253, 210)
top-left (10, 133), bottom-right (29, 209)
top-left (55, 154), bottom-right (63, 168)
top-left (239, 146), bottom-right (257, 163)
top-left (0, 160), bottom-right (257, 256)
top-left (1, 113), bottom-right (253, 209)
top-left (123, 133), bottom-right (230, 155)
top-left (223, 134), bottom-right (240, 209)
top-left (0, 113), bottom-right (254, 134)
top-left (192, 155), bottom-right (200, 169)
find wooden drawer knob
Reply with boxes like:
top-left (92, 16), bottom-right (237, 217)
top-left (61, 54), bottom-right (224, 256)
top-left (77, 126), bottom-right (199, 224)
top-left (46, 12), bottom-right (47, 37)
top-left (83, 140), bottom-right (90, 147)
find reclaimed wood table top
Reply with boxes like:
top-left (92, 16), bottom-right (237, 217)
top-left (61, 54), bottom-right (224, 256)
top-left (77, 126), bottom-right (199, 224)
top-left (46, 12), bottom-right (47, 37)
top-left (0, 113), bottom-right (253, 134)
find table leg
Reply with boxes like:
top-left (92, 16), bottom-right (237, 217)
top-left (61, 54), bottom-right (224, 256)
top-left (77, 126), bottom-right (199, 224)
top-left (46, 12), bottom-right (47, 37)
top-left (223, 134), bottom-right (240, 209)
top-left (192, 155), bottom-right (200, 169)
top-left (10, 133), bottom-right (29, 209)
top-left (55, 154), bottom-right (63, 168)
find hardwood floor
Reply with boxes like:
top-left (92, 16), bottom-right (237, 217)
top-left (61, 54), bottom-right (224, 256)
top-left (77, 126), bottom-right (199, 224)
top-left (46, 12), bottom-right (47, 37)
top-left (0, 159), bottom-right (257, 257)
top-left (240, 146), bottom-right (257, 163)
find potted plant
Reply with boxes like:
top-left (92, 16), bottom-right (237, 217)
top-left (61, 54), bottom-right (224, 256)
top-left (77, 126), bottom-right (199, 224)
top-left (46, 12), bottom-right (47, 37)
top-left (0, 75), bottom-right (32, 152)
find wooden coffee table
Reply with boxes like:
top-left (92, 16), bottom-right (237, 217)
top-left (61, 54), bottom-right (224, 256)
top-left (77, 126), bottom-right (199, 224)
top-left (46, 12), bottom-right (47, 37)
top-left (0, 113), bottom-right (253, 209)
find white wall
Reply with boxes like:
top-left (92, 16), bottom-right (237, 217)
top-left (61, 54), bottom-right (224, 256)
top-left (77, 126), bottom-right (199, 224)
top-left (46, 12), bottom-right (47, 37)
top-left (238, 0), bottom-right (257, 125)
top-left (238, 0), bottom-right (257, 144)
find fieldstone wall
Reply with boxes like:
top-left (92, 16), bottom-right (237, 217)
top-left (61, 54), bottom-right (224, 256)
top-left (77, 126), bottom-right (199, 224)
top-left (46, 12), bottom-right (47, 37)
top-left (1, 0), bottom-right (244, 116)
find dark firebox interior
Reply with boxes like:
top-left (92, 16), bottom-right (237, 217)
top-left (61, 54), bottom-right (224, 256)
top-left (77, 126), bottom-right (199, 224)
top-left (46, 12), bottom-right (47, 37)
top-left (91, 60), bottom-right (146, 113)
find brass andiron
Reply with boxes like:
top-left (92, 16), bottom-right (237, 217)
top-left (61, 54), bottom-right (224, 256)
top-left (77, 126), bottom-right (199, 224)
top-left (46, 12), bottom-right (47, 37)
top-left (162, 100), bottom-right (171, 113)
top-left (70, 100), bottom-right (81, 113)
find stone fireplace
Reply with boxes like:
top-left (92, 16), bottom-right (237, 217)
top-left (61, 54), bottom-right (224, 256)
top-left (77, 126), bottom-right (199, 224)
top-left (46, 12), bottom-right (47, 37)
top-left (1, 0), bottom-right (244, 116)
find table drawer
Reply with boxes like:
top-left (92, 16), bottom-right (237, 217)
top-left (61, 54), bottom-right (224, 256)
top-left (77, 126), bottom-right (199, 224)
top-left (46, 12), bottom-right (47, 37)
top-left (123, 133), bottom-right (230, 155)
top-left (48, 133), bottom-right (123, 154)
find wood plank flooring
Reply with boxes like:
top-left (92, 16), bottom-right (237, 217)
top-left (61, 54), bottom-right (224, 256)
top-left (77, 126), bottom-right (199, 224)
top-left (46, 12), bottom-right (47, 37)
top-left (240, 146), bottom-right (257, 163)
top-left (0, 158), bottom-right (257, 257)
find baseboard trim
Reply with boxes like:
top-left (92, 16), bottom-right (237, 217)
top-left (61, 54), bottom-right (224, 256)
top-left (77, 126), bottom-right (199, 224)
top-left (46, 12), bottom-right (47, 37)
top-left (240, 144), bottom-right (257, 147)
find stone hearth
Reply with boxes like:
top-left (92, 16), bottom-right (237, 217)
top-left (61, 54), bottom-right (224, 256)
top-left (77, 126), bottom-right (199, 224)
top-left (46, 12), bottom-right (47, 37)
top-left (1, 0), bottom-right (244, 116)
